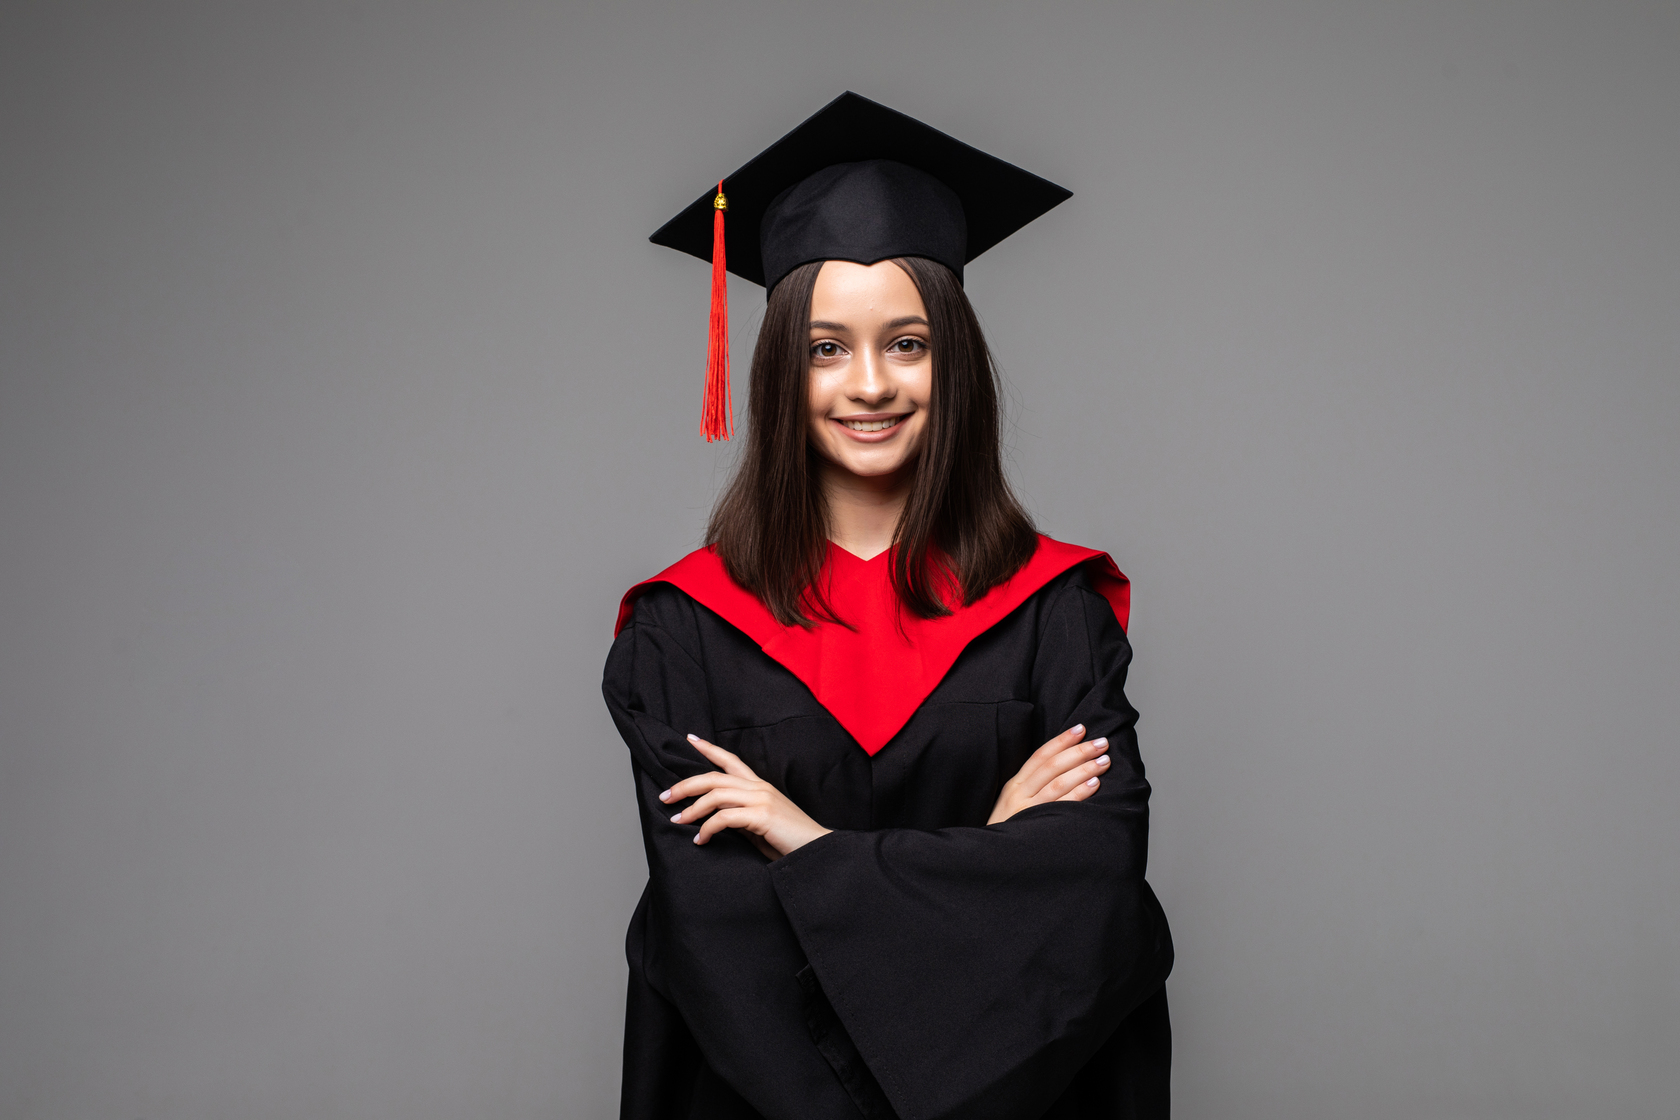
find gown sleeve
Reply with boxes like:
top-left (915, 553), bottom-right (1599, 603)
top-left (766, 572), bottom-right (1175, 1120)
top-left (603, 586), bottom-right (891, 1120)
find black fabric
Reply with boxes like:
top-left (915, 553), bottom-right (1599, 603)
top-left (797, 965), bottom-right (897, 1119)
top-left (759, 160), bottom-right (967, 292)
top-left (603, 567), bottom-right (1173, 1120)
top-left (647, 91), bottom-right (1072, 291)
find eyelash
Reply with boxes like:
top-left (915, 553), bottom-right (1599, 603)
top-left (810, 337), bottom-right (928, 359)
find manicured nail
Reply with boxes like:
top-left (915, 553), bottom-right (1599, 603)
top-left (1096, 755), bottom-right (1110, 767)
top-left (692, 834), bottom-right (702, 844)
top-left (658, 790), bottom-right (671, 802)
top-left (1068, 724), bottom-right (1084, 736)
top-left (687, 733), bottom-right (700, 743)
top-left (1085, 777), bottom-right (1099, 787)
top-left (670, 812), bottom-right (683, 823)
top-left (1090, 737), bottom-right (1108, 749)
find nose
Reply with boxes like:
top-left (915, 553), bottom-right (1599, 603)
top-left (846, 344), bottom-right (897, 407)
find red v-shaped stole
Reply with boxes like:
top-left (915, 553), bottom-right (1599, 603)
top-left (615, 535), bottom-right (1130, 757)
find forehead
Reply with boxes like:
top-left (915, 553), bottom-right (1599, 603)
top-left (810, 261), bottom-right (927, 323)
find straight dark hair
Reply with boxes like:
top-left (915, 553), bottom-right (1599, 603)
top-left (707, 256), bottom-right (1038, 626)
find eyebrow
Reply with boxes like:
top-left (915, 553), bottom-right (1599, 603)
top-left (807, 316), bottom-right (931, 332)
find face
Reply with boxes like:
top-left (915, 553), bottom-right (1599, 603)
top-left (806, 260), bottom-right (933, 483)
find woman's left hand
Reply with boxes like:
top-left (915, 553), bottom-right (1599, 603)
top-left (660, 735), bottom-right (832, 860)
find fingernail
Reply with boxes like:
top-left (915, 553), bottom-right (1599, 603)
top-left (1097, 755), bottom-right (1110, 767)
top-left (687, 733), bottom-right (699, 743)
top-left (692, 834), bottom-right (702, 844)
top-left (1086, 777), bottom-right (1099, 787)
top-left (1091, 737), bottom-right (1108, 749)
top-left (1068, 724), bottom-right (1084, 736)
top-left (670, 812), bottom-right (683, 823)
top-left (658, 790), bottom-right (671, 802)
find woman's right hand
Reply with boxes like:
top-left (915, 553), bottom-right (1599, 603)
top-left (987, 724), bottom-right (1112, 825)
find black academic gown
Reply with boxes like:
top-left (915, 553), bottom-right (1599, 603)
top-left (602, 553), bottom-right (1174, 1120)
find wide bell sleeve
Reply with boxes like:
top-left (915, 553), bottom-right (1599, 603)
top-left (603, 586), bottom-right (891, 1120)
top-left (766, 574), bottom-right (1174, 1120)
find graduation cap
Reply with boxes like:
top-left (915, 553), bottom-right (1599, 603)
top-left (651, 91), bottom-right (1072, 441)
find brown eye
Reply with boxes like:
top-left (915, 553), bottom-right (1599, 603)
top-left (812, 341), bottom-right (842, 359)
top-left (892, 337), bottom-right (927, 354)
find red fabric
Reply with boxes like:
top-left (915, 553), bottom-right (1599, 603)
top-left (614, 535), bottom-right (1130, 756)
top-left (701, 183), bottom-right (732, 442)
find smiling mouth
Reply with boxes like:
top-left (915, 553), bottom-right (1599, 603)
top-left (838, 415), bottom-right (907, 432)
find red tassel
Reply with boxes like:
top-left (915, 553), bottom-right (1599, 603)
top-left (701, 182), bottom-right (732, 442)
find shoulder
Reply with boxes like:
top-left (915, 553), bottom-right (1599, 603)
top-left (613, 546), bottom-right (728, 635)
top-left (603, 572), bottom-right (714, 699)
top-left (1020, 561), bottom-right (1135, 690)
top-left (1035, 562), bottom-right (1099, 603)
top-left (609, 548), bottom-right (720, 660)
top-left (1026, 565), bottom-right (1126, 641)
top-left (616, 544), bottom-right (789, 653)
top-left (620, 580), bottom-right (706, 637)
top-left (1013, 535), bottom-right (1130, 634)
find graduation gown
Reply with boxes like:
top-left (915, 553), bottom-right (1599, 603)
top-left (602, 536), bottom-right (1174, 1120)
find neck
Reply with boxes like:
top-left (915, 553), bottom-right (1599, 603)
top-left (820, 460), bottom-right (913, 561)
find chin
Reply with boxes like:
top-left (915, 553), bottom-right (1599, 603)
top-left (828, 445), bottom-right (918, 479)
top-left (839, 459), bottom-right (908, 479)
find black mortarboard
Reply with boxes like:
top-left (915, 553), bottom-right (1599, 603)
top-left (652, 91), bottom-right (1071, 440)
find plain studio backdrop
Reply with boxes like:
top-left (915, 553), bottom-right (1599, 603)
top-left (2, 2), bottom-right (1676, 1118)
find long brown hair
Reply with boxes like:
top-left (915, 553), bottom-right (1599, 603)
top-left (706, 256), bottom-right (1037, 626)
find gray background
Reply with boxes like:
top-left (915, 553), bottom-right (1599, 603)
top-left (2, 2), bottom-right (1675, 1117)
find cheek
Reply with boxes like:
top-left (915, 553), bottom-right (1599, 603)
top-left (905, 368), bottom-right (934, 449)
top-left (807, 366), bottom-right (855, 429)
top-left (907, 363), bottom-right (934, 418)
top-left (914, 367), bottom-right (934, 408)
top-left (806, 367), bottom-right (830, 415)
top-left (807, 371), bottom-right (834, 442)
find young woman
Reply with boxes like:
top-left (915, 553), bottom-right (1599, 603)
top-left (605, 94), bottom-right (1173, 1120)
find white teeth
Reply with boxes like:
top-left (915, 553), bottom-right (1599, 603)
top-left (841, 416), bottom-right (904, 432)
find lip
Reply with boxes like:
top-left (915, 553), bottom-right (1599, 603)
top-left (830, 412), bottom-right (912, 443)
